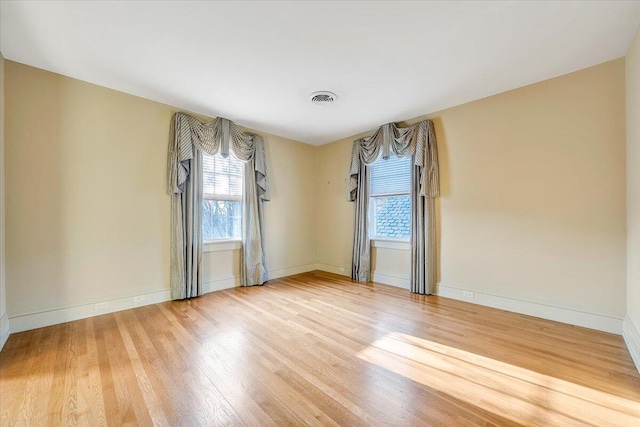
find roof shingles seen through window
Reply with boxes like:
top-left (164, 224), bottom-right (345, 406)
top-left (374, 196), bottom-right (411, 239)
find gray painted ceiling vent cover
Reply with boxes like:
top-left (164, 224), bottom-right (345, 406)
top-left (310, 91), bottom-right (337, 104)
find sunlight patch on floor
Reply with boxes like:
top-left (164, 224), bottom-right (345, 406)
top-left (357, 332), bottom-right (640, 427)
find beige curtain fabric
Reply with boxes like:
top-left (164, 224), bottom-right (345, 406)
top-left (167, 113), bottom-right (270, 299)
top-left (351, 157), bottom-right (371, 281)
top-left (411, 165), bottom-right (438, 294)
top-left (169, 147), bottom-right (203, 299)
top-left (348, 121), bottom-right (440, 294)
top-left (242, 152), bottom-right (268, 286)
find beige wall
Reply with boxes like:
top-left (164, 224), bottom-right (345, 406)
top-left (5, 62), bottom-right (172, 317)
top-left (0, 52), bottom-right (7, 343)
top-left (4, 62), bottom-right (316, 321)
top-left (317, 58), bottom-right (628, 320)
top-left (260, 129), bottom-right (317, 273)
top-left (627, 27), bottom-right (640, 334)
top-left (315, 136), bottom-right (355, 274)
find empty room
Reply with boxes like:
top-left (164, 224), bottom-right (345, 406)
top-left (1, 1), bottom-right (640, 425)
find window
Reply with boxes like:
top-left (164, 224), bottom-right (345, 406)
top-left (202, 153), bottom-right (243, 240)
top-left (369, 155), bottom-right (412, 240)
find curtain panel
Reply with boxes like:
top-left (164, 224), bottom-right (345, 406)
top-left (167, 112), bottom-right (270, 299)
top-left (347, 121), bottom-right (440, 294)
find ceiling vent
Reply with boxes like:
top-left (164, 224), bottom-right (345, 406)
top-left (310, 91), bottom-right (337, 104)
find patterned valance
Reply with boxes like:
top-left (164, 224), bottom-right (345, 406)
top-left (167, 112), bottom-right (269, 201)
top-left (348, 120), bottom-right (439, 201)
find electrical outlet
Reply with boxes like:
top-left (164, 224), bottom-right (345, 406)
top-left (133, 295), bottom-right (145, 303)
top-left (94, 302), bottom-right (108, 310)
top-left (340, 267), bottom-right (347, 273)
top-left (462, 291), bottom-right (474, 298)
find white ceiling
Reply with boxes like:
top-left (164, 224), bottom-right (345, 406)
top-left (2, 1), bottom-right (640, 145)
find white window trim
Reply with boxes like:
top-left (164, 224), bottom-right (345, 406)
top-left (203, 194), bottom-right (242, 202)
top-left (371, 238), bottom-right (410, 251)
top-left (203, 239), bottom-right (242, 252)
top-left (202, 152), bottom-right (244, 241)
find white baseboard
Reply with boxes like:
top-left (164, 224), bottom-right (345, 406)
top-left (623, 316), bottom-right (640, 373)
top-left (371, 271), bottom-right (410, 289)
top-left (437, 285), bottom-right (623, 335)
top-left (283, 265), bottom-right (624, 335)
top-left (315, 264), bottom-right (412, 289)
top-left (203, 263), bottom-right (318, 292)
top-left (315, 263), bottom-right (350, 276)
top-left (0, 313), bottom-right (10, 351)
top-left (269, 263), bottom-right (317, 280)
top-left (6, 263), bottom-right (320, 334)
top-left (202, 276), bottom-right (240, 294)
top-left (8, 264), bottom-right (625, 344)
top-left (9, 289), bottom-right (171, 334)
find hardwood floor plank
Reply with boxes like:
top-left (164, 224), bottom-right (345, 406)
top-left (76, 318), bottom-right (107, 427)
top-left (93, 315), bottom-right (124, 426)
top-left (113, 312), bottom-right (170, 427)
top-left (153, 304), bottom-right (247, 426)
top-left (19, 326), bottom-right (59, 427)
top-left (2, 271), bottom-right (639, 426)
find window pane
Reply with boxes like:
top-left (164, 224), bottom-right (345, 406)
top-left (370, 155), bottom-right (411, 195)
top-left (202, 200), bottom-right (242, 240)
top-left (203, 152), bottom-right (243, 241)
top-left (372, 195), bottom-right (411, 239)
top-left (203, 153), bottom-right (243, 198)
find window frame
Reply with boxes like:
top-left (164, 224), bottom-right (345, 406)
top-left (202, 152), bottom-right (244, 243)
top-left (368, 155), bottom-right (412, 242)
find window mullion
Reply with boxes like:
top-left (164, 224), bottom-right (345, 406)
top-left (370, 191), bottom-right (411, 198)
top-left (203, 194), bottom-right (242, 202)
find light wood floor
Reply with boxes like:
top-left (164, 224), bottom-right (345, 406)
top-left (1, 271), bottom-right (639, 426)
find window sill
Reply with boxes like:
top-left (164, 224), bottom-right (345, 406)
top-left (203, 240), bottom-right (242, 253)
top-left (371, 239), bottom-right (410, 251)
